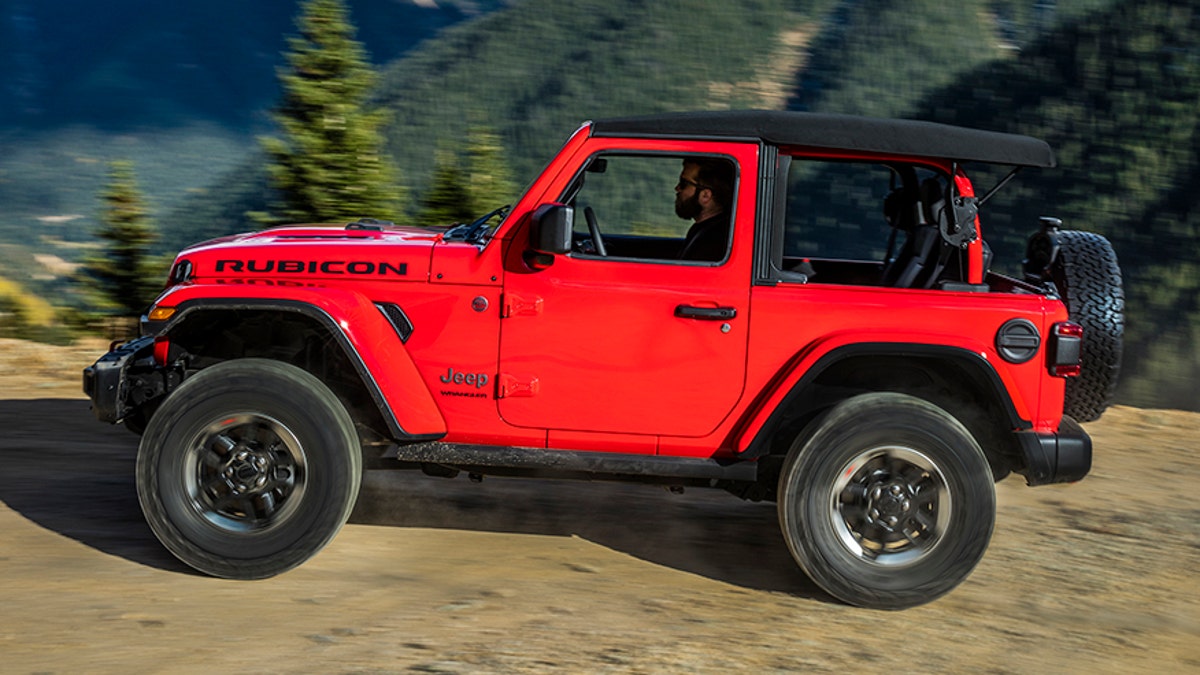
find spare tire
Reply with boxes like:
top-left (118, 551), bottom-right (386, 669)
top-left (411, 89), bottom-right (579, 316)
top-left (1050, 230), bottom-right (1124, 422)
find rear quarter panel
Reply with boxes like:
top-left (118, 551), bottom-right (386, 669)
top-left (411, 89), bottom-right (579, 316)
top-left (736, 282), bottom-right (1067, 452)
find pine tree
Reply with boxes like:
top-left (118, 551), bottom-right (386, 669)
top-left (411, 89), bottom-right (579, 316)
top-left (84, 161), bottom-right (159, 316)
top-left (464, 124), bottom-right (518, 213)
top-left (259, 0), bottom-right (401, 225)
top-left (415, 124), bottom-right (516, 227)
top-left (417, 149), bottom-right (474, 227)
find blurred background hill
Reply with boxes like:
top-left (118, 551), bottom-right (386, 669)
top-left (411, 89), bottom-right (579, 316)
top-left (0, 0), bottom-right (1196, 411)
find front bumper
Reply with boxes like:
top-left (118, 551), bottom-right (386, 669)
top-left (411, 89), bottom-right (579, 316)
top-left (82, 335), bottom-right (157, 423)
top-left (1015, 415), bottom-right (1092, 486)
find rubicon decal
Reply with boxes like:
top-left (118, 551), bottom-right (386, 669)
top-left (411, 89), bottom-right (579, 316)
top-left (215, 259), bottom-right (408, 276)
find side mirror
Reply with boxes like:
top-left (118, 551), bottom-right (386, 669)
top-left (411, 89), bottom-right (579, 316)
top-left (530, 203), bottom-right (573, 256)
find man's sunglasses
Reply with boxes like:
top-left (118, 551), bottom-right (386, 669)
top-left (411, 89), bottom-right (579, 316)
top-left (677, 177), bottom-right (710, 191)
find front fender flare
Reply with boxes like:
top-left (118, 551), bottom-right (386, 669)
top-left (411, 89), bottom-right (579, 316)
top-left (155, 287), bottom-right (446, 441)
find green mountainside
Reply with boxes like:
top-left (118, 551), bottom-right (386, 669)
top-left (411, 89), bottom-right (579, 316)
top-left (372, 0), bottom-right (1119, 195)
top-left (789, 0), bottom-right (1116, 117)
top-left (374, 0), bottom-right (807, 196)
top-left (914, 2), bottom-right (1200, 408)
top-left (0, 0), bottom-right (1195, 411)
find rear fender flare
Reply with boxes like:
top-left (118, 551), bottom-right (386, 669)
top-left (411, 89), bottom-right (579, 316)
top-left (735, 340), bottom-right (1027, 459)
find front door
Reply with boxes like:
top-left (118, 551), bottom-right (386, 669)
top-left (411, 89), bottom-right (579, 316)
top-left (497, 145), bottom-right (756, 438)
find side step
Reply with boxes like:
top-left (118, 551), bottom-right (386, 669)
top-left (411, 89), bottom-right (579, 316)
top-left (380, 442), bottom-right (760, 484)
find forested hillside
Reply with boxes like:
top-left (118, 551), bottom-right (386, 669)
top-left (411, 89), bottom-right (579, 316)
top-left (161, 0), bottom-right (816, 250)
top-left (1, 0), bottom-right (1195, 411)
top-left (915, 2), bottom-right (1200, 408)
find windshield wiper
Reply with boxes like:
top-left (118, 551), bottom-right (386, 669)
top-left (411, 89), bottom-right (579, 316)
top-left (444, 205), bottom-right (510, 244)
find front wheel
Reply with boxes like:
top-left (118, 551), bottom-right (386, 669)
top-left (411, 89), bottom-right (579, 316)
top-left (778, 393), bottom-right (995, 609)
top-left (137, 359), bottom-right (362, 579)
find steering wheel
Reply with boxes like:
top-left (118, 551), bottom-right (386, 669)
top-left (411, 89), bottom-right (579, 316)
top-left (583, 206), bottom-right (608, 257)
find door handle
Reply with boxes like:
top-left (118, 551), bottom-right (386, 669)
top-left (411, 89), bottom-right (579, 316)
top-left (674, 304), bottom-right (737, 320)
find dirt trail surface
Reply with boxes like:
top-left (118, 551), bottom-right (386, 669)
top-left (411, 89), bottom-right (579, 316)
top-left (0, 338), bottom-right (1197, 673)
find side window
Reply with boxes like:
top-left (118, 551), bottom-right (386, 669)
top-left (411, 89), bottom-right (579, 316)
top-left (783, 160), bottom-right (896, 261)
top-left (562, 154), bottom-right (737, 263)
top-left (782, 158), bottom-right (949, 286)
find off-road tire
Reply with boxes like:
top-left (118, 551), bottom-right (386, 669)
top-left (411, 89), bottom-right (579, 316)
top-left (137, 358), bottom-right (361, 579)
top-left (777, 393), bottom-right (995, 610)
top-left (1051, 230), bottom-right (1124, 422)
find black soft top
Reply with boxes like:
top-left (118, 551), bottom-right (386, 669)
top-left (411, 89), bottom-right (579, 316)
top-left (591, 110), bottom-right (1055, 168)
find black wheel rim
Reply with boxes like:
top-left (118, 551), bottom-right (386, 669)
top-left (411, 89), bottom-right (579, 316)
top-left (829, 445), bottom-right (951, 566)
top-left (183, 413), bottom-right (307, 533)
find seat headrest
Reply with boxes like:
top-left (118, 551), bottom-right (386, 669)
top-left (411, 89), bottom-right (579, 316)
top-left (920, 177), bottom-right (948, 227)
top-left (884, 186), bottom-right (920, 231)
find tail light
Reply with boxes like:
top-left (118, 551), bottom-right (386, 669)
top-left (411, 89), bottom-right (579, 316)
top-left (1048, 321), bottom-right (1082, 377)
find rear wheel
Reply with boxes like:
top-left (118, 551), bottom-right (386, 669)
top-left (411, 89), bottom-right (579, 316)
top-left (777, 393), bottom-right (995, 609)
top-left (137, 359), bottom-right (361, 579)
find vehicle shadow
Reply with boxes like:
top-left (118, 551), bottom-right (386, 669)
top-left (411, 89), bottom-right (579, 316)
top-left (351, 466), bottom-right (828, 601)
top-left (0, 399), bottom-right (826, 600)
top-left (0, 399), bottom-right (192, 574)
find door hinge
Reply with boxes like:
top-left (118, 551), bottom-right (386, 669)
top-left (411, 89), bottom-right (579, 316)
top-left (497, 374), bottom-right (540, 398)
top-left (502, 293), bottom-right (543, 318)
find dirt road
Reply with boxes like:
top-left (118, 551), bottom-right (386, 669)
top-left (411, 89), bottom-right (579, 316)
top-left (0, 339), bottom-right (1197, 673)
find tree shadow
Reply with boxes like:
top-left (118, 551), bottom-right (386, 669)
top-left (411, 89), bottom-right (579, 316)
top-left (0, 399), bottom-right (826, 599)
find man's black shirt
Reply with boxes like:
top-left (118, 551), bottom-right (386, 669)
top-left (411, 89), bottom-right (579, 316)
top-left (677, 212), bottom-right (730, 261)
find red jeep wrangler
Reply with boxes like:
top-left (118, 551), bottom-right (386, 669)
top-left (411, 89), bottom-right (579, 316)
top-left (84, 111), bottom-right (1123, 609)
